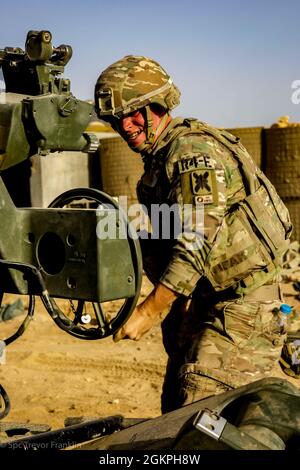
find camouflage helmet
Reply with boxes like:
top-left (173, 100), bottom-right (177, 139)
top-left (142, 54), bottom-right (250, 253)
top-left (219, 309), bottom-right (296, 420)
top-left (94, 55), bottom-right (180, 120)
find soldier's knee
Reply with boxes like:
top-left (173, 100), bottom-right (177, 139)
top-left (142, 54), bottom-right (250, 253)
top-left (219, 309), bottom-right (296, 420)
top-left (178, 368), bottom-right (231, 406)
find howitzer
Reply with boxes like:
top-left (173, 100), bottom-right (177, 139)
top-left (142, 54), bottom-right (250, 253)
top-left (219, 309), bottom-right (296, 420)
top-left (0, 30), bottom-right (142, 346)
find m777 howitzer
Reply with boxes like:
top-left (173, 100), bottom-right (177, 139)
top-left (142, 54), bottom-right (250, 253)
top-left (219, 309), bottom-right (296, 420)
top-left (0, 30), bottom-right (142, 347)
top-left (0, 29), bottom-right (142, 439)
top-left (0, 31), bottom-right (300, 453)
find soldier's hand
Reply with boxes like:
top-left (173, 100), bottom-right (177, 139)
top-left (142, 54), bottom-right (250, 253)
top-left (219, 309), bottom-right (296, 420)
top-left (113, 303), bottom-right (155, 342)
top-left (113, 282), bottom-right (179, 342)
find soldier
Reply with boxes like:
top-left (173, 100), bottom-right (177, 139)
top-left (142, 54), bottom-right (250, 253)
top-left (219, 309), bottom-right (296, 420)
top-left (94, 56), bottom-right (294, 412)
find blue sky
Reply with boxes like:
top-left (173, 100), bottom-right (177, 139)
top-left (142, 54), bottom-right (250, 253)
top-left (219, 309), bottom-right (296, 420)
top-left (1, 0), bottom-right (299, 127)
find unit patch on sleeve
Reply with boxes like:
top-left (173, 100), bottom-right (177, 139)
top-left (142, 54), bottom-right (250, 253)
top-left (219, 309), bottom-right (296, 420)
top-left (178, 154), bottom-right (215, 174)
top-left (178, 154), bottom-right (218, 205)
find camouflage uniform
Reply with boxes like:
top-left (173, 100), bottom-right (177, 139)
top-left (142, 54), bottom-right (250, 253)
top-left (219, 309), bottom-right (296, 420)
top-left (94, 55), bottom-right (296, 413)
top-left (136, 117), bottom-right (294, 412)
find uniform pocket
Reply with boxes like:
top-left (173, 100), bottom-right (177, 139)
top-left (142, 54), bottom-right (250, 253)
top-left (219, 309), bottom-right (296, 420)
top-left (223, 300), bottom-right (259, 347)
top-left (206, 207), bottom-right (271, 290)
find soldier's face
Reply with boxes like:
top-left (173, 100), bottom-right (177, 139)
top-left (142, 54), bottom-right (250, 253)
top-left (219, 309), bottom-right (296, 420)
top-left (119, 107), bottom-right (165, 149)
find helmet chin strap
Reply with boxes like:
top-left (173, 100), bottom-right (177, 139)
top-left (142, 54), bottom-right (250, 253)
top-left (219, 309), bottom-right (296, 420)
top-left (131, 105), bottom-right (170, 154)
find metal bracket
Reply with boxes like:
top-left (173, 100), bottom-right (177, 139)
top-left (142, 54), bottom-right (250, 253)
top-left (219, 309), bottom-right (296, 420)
top-left (193, 408), bottom-right (227, 441)
top-left (82, 132), bottom-right (99, 153)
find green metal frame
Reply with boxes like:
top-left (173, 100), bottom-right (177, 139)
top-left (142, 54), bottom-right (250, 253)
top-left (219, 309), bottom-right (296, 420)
top-left (0, 178), bottom-right (136, 302)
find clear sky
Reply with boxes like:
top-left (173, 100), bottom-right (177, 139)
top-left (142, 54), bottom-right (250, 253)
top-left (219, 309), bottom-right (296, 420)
top-left (1, 0), bottom-right (299, 128)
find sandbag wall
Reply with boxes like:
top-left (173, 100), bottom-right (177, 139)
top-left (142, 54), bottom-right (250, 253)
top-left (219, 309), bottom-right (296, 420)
top-left (264, 127), bottom-right (300, 242)
top-left (225, 127), bottom-right (263, 169)
top-left (99, 135), bottom-right (144, 208)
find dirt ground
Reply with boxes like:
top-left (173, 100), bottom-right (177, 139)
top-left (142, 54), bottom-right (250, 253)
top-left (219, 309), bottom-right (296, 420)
top-left (0, 276), bottom-right (167, 431)
top-left (0, 274), bottom-right (300, 435)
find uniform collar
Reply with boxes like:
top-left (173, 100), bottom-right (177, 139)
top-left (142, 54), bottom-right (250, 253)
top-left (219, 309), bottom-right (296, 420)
top-left (141, 117), bottom-right (185, 159)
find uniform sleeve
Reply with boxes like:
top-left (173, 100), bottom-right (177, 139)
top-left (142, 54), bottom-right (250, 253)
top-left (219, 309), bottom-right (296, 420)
top-left (159, 134), bottom-right (232, 296)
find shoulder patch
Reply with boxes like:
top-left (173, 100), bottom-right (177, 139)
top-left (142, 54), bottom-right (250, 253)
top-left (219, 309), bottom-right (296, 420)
top-left (178, 153), bottom-right (215, 174)
top-left (180, 168), bottom-right (219, 206)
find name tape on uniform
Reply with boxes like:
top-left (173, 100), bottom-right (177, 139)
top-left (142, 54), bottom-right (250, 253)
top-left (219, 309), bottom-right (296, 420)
top-left (178, 154), bottom-right (215, 174)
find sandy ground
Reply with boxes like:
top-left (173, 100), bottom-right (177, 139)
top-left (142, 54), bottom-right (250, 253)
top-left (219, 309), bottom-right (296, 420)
top-left (0, 274), bottom-right (300, 438)
top-left (0, 276), bottom-right (167, 432)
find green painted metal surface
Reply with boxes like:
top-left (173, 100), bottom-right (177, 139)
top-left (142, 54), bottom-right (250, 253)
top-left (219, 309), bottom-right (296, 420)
top-left (0, 178), bottom-right (135, 302)
top-left (0, 30), bottom-right (96, 170)
top-left (0, 30), bottom-right (141, 306)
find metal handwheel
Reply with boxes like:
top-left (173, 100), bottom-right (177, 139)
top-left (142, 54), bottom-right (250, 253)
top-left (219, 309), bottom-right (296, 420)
top-left (0, 261), bottom-right (36, 346)
top-left (46, 188), bottom-right (142, 340)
